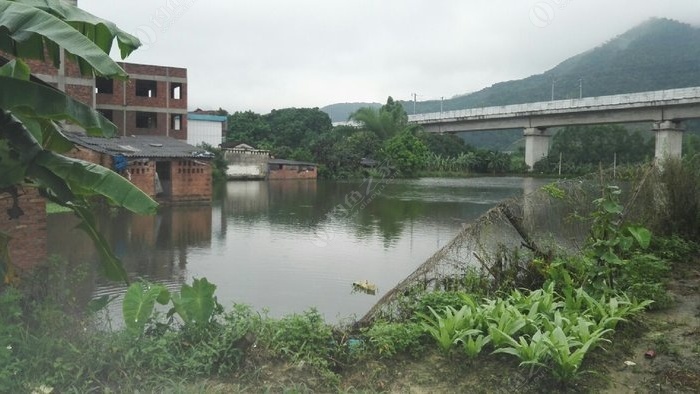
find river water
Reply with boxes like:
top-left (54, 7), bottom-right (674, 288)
top-left (48, 177), bottom-right (548, 323)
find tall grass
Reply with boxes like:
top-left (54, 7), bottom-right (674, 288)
top-left (657, 156), bottom-right (700, 240)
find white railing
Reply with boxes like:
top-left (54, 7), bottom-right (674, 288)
top-left (409, 87), bottom-right (700, 123)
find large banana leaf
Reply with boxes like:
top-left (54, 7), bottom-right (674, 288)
top-left (34, 150), bottom-right (158, 215)
top-left (0, 75), bottom-right (118, 137)
top-left (0, 0), bottom-right (137, 78)
top-left (12, 0), bottom-right (141, 60)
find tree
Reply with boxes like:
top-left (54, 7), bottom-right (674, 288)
top-left (0, 0), bottom-right (156, 283)
top-left (227, 110), bottom-right (271, 145)
top-left (382, 131), bottom-right (429, 177)
top-left (350, 96), bottom-right (412, 140)
top-left (419, 131), bottom-right (472, 157)
top-left (547, 125), bottom-right (653, 172)
top-left (265, 107), bottom-right (332, 149)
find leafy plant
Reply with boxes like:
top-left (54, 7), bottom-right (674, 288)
top-left (122, 281), bottom-right (170, 335)
top-left (262, 308), bottom-right (334, 360)
top-left (492, 330), bottom-right (549, 368)
top-left (487, 305), bottom-right (527, 347)
top-left (543, 326), bottom-right (610, 382)
top-left (169, 278), bottom-right (221, 327)
top-left (363, 321), bottom-right (425, 358)
top-left (460, 333), bottom-right (491, 358)
top-left (420, 305), bottom-right (479, 353)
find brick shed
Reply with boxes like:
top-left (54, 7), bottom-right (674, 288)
top-left (66, 133), bottom-right (213, 203)
top-left (268, 159), bottom-right (318, 180)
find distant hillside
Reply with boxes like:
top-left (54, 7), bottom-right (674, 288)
top-left (321, 102), bottom-right (380, 123)
top-left (409, 18), bottom-right (700, 114)
top-left (323, 18), bottom-right (700, 149)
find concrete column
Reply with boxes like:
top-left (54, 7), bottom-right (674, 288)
top-left (524, 127), bottom-right (550, 170)
top-left (653, 121), bottom-right (684, 161)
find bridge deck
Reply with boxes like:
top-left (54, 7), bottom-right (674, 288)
top-left (409, 87), bottom-right (700, 124)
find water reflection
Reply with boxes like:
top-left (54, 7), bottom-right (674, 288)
top-left (47, 177), bottom-right (548, 323)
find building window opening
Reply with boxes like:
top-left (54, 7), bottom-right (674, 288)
top-left (135, 79), bottom-right (158, 98)
top-left (171, 114), bottom-right (182, 131)
top-left (171, 83), bottom-right (182, 100)
top-left (95, 77), bottom-right (113, 94)
top-left (136, 111), bottom-right (158, 128)
top-left (98, 109), bottom-right (113, 122)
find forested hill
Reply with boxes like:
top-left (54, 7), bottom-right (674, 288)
top-left (321, 18), bottom-right (700, 122)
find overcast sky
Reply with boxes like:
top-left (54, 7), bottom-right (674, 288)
top-left (79, 0), bottom-right (699, 114)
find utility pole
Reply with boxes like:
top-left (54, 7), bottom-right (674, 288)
top-left (579, 78), bottom-right (583, 99)
top-left (551, 80), bottom-right (555, 101)
top-left (440, 96), bottom-right (444, 118)
top-left (412, 93), bottom-right (417, 114)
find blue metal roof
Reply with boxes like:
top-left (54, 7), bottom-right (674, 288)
top-left (187, 113), bottom-right (227, 122)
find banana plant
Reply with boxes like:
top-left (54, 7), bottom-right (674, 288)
top-left (0, 0), bottom-right (157, 283)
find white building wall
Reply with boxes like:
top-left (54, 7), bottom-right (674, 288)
top-left (187, 119), bottom-right (223, 147)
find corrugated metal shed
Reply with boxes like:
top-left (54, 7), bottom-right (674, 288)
top-left (187, 113), bottom-right (227, 123)
top-left (66, 132), bottom-right (214, 159)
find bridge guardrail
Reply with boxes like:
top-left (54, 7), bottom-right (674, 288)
top-left (409, 87), bottom-right (700, 123)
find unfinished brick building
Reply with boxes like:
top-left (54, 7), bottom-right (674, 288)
top-left (95, 62), bottom-right (188, 140)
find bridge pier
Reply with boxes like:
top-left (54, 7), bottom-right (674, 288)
top-left (524, 127), bottom-right (550, 170)
top-left (653, 121), bottom-right (684, 161)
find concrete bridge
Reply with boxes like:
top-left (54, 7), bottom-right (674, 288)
top-left (409, 87), bottom-right (700, 168)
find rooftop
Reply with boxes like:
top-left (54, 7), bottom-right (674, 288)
top-left (187, 113), bottom-right (228, 123)
top-left (66, 132), bottom-right (214, 159)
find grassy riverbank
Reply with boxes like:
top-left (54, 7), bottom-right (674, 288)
top-left (2, 244), bottom-right (698, 393)
top-left (3, 158), bottom-right (699, 392)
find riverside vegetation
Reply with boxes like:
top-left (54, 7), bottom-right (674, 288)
top-left (1, 3), bottom-right (699, 392)
top-left (2, 157), bottom-right (699, 392)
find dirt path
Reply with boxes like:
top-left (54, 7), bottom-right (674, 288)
top-left (604, 269), bottom-right (700, 393)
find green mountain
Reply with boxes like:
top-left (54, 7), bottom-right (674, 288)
top-left (415, 18), bottom-right (700, 114)
top-left (322, 18), bottom-right (700, 149)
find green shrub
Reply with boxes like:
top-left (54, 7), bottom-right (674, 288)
top-left (260, 308), bottom-right (334, 361)
top-left (363, 321), bottom-right (425, 358)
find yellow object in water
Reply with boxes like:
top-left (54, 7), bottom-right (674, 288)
top-left (352, 280), bottom-right (377, 293)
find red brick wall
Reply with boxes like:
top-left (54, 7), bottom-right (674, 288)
top-left (96, 80), bottom-right (125, 106)
top-left (128, 160), bottom-right (157, 198)
top-left (170, 160), bottom-right (212, 202)
top-left (268, 166), bottom-right (318, 180)
top-left (0, 188), bottom-right (47, 271)
top-left (68, 145), bottom-right (113, 167)
top-left (65, 147), bottom-right (210, 202)
top-left (65, 84), bottom-right (93, 106)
